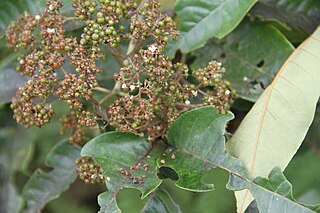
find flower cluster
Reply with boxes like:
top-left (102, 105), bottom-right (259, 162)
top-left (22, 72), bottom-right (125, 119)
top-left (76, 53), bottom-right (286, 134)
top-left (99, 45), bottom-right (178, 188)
top-left (76, 156), bottom-right (105, 184)
top-left (108, 44), bottom-right (235, 140)
top-left (7, 1), bottom-right (101, 144)
top-left (6, 0), bottom-right (236, 185)
top-left (72, 0), bottom-right (177, 50)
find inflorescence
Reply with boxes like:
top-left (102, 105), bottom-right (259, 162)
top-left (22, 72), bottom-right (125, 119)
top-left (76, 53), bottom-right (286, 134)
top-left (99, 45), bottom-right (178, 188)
top-left (6, 0), bottom-right (235, 184)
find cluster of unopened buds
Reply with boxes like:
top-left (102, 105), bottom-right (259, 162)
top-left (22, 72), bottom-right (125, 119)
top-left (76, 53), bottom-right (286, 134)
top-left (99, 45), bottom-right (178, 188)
top-left (108, 43), bottom-right (235, 140)
top-left (76, 157), bottom-right (105, 184)
top-left (6, 0), bottom-right (235, 184)
top-left (7, 1), bottom-right (101, 144)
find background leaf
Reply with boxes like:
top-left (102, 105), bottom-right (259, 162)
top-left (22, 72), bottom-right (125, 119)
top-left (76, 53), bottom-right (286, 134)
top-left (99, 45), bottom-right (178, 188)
top-left (228, 167), bottom-right (317, 213)
top-left (81, 132), bottom-right (163, 213)
top-left (0, 0), bottom-right (74, 35)
top-left (175, 0), bottom-right (258, 53)
top-left (22, 141), bottom-right (80, 213)
top-left (191, 18), bottom-right (295, 101)
top-left (285, 150), bottom-right (320, 205)
top-left (226, 27), bottom-right (320, 212)
top-left (0, 0), bottom-right (44, 35)
top-left (250, 0), bottom-right (320, 34)
top-left (141, 188), bottom-right (181, 213)
top-left (0, 53), bottom-right (29, 104)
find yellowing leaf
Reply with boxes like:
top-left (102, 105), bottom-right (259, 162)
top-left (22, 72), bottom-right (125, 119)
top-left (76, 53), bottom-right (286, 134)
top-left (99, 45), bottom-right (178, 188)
top-left (226, 27), bottom-right (320, 212)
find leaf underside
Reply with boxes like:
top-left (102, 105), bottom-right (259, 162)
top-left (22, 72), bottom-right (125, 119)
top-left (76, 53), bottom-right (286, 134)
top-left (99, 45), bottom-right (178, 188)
top-left (226, 27), bottom-right (320, 212)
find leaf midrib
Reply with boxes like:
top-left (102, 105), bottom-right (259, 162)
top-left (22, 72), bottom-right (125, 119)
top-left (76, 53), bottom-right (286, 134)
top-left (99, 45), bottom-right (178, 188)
top-left (240, 32), bottom-right (318, 212)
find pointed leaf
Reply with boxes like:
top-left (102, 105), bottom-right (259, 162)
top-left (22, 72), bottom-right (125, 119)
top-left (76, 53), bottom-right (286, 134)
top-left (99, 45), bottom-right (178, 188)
top-left (160, 106), bottom-right (316, 212)
top-left (228, 167), bottom-right (317, 213)
top-left (22, 141), bottom-right (80, 213)
top-left (141, 188), bottom-right (181, 213)
top-left (175, 0), bottom-right (258, 53)
top-left (158, 106), bottom-right (247, 192)
top-left (226, 27), bottom-right (320, 211)
top-left (81, 132), bottom-right (162, 213)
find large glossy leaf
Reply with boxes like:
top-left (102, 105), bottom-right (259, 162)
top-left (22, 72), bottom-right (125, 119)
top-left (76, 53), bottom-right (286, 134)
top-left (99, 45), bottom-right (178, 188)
top-left (250, 0), bottom-right (320, 34)
top-left (226, 27), bottom-right (320, 212)
top-left (81, 132), bottom-right (163, 213)
top-left (161, 106), bottom-right (315, 212)
top-left (191, 18), bottom-right (294, 101)
top-left (141, 188), bottom-right (181, 213)
top-left (175, 0), bottom-right (258, 53)
top-left (22, 141), bottom-right (80, 213)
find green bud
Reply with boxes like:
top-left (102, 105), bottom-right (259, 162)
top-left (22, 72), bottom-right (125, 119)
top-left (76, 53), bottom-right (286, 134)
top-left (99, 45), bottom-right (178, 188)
top-left (92, 33), bottom-right (99, 40)
top-left (131, 122), bottom-right (138, 129)
top-left (97, 12), bottom-right (103, 18)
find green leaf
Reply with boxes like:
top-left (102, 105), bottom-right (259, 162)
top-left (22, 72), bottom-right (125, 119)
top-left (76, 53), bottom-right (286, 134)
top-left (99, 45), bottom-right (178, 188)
top-left (141, 188), bottom-right (181, 213)
top-left (0, 181), bottom-right (23, 213)
top-left (22, 141), bottom-right (80, 213)
top-left (0, 0), bottom-right (44, 35)
top-left (0, 53), bottom-right (28, 104)
top-left (175, 0), bottom-right (258, 53)
top-left (159, 106), bottom-right (245, 192)
top-left (226, 27), bottom-right (320, 211)
top-left (0, 111), bottom-right (35, 213)
top-left (303, 103), bottom-right (320, 147)
top-left (285, 150), bottom-right (320, 204)
top-left (191, 18), bottom-right (295, 102)
top-left (250, 0), bottom-right (320, 34)
top-left (161, 106), bottom-right (316, 212)
top-left (81, 132), bottom-right (163, 213)
top-left (229, 167), bottom-right (319, 212)
top-left (0, 0), bottom-right (74, 35)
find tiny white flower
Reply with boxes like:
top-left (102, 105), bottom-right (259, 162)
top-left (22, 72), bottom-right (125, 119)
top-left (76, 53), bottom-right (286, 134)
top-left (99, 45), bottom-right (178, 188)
top-left (35, 15), bottom-right (41, 20)
top-left (130, 95), bottom-right (134, 99)
top-left (213, 73), bottom-right (221, 78)
top-left (48, 4), bottom-right (54, 11)
top-left (121, 83), bottom-right (127, 89)
top-left (148, 44), bottom-right (158, 53)
top-left (185, 100), bottom-right (191, 105)
top-left (225, 90), bottom-right (231, 95)
top-left (208, 97), bottom-right (214, 102)
top-left (191, 90), bottom-right (198, 97)
top-left (47, 28), bottom-right (55, 34)
top-left (203, 77), bottom-right (207, 81)
top-left (19, 59), bottom-right (25, 64)
top-left (106, 177), bottom-right (111, 181)
top-left (243, 76), bottom-right (249, 82)
top-left (129, 85), bottom-right (136, 91)
top-left (217, 62), bottom-right (222, 66)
